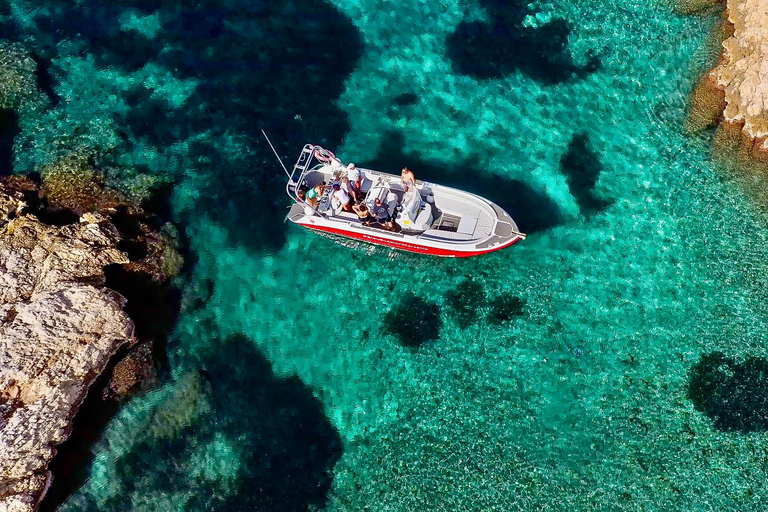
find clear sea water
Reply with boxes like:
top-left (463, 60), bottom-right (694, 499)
top-left (6, 0), bottom-right (768, 510)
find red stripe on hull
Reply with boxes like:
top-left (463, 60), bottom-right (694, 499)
top-left (301, 223), bottom-right (520, 257)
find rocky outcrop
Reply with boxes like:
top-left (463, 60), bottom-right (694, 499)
top-left (715, 0), bottom-right (768, 149)
top-left (687, 0), bottom-right (768, 155)
top-left (0, 175), bottom-right (173, 512)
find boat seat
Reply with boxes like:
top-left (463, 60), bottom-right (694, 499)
top-left (359, 171), bottom-right (374, 192)
top-left (415, 206), bottom-right (432, 227)
top-left (386, 192), bottom-right (398, 216)
top-left (457, 216), bottom-right (479, 235)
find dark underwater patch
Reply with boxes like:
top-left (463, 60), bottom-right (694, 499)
top-left (688, 351), bottom-right (768, 433)
top-left (0, 108), bottom-right (18, 176)
top-left (29, 53), bottom-right (59, 105)
top-left (31, 5), bottom-right (161, 73)
top-left (446, 0), bottom-right (600, 84)
top-left (362, 131), bottom-right (563, 234)
top-left (97, 336), bottom-right (343, 511)
top-left (128, 1), bottom-right (362, 252)
top-left (393, 92), bottom-right (419, 107)
top-left (12, 1), bottom-right (364, 253)
top-left (560, 132), bottom-right (611, 215)
top-left (487, 292), bottom-right (525, 325)
top-left (446, 279), bottom-right (486, 328)
top-left (384, 293), bottom-right (442, 348)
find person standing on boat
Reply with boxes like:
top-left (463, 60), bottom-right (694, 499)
top-left (341, 176), bottom-right (361, 205)
top-left (345, 163), bottom-right (363, 204)
top-left (401, 167), bottom-right (415, 192)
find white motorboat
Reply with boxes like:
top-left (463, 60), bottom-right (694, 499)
top-left (283, 144), bottom-right (525, 257)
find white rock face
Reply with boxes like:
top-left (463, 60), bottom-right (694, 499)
top-left (715, 0), bottom-right (768, 147)
top-left (0, 181), bottom-right (134, 512)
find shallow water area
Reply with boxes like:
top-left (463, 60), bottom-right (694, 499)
top-left (6, 0), bottom-right (768, 510)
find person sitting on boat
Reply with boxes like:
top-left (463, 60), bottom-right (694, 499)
top-left (373, 197), bottom-right (394, 231)
top-left (331, 183), bottom-right (351, 212)
top-left (352, 202), bottom-right (373, 226)
top-left (401, 166), bottom-right (416, 192)
top-left (305, 182), bottom-right (328, 208)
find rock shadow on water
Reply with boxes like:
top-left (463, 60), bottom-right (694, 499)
top-left (363, 131), bottom-right (563, 234)
top-left (446, 0), bottom-right (600, 84)
top-left (88, 335), bottom-right (343, 511)
top-left (560, 132), bottom-right (612, 215)
top-left (384, 293), bottom-right (442, 348)
top-left (688, 352), bottom-right (768, 433)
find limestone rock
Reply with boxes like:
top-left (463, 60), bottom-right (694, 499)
top-left (0, 179), bottom-right (135, 511)
top-left (715, 0), bottom-right (768, 149)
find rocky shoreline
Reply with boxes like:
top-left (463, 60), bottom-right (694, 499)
top-left (686, 0), bottom-right (768, 160)
top-left (0, 175), bottom-right (178, 512)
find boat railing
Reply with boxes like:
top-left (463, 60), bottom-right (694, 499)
top-left (284, 144), bottom-right (333, 217)
top-left (288, 144), bottom-right (317, 187)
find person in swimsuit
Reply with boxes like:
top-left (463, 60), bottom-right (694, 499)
top-left (401, 166), bottom-right (415, 192)
top-left (304, 183), bottom-right (327, 208)
top-left (352, 202), bottom-right (373, 225)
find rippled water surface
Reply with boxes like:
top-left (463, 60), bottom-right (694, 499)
top-left (6, 0), bottom-right (768, 510)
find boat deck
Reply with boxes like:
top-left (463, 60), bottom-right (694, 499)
top-left (284, 146), bottom-right (524, 257)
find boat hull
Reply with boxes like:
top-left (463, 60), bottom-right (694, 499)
top-left (297, 220), bottom-right (523, 258)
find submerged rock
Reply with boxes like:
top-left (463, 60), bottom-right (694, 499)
top-left (688, 351), bottom-right (768, 432)
top-left (487, 293), bottom-right (526, 325)
top-left (445, 279), bottom-right (486, 329)
top-left (383, 294), bottom-right (441, 348)
top-left (0, 175), bottom-right (178, 511)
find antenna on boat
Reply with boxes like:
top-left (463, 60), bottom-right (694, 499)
top-left (261, 130), bottom-right (292, 181)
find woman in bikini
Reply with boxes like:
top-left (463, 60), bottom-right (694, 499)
top-left (352, 202), bottom-right (373, 225)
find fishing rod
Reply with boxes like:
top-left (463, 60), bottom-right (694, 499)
top-left (261, 129), bottom-right (291, 181)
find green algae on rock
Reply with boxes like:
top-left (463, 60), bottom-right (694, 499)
top-left (0, 42), bottom-right (38, 111)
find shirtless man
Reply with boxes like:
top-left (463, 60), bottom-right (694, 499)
top-left (401, 166), bottom-right (415, 192)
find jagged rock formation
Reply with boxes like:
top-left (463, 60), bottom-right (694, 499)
top-left (0, 177), bottom-right (138, 512)
top-left (687, 0), bottom-right (768, 154)
top-left (715, 0), bottom-right (768, 149)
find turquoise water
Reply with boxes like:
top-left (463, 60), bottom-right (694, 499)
top-left (6, 0), bottom-right (768, 510)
